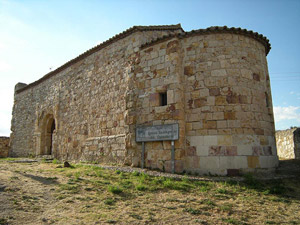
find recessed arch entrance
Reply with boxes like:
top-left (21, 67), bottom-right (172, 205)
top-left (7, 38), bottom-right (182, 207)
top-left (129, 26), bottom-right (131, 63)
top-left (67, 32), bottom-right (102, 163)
top-left (39, 114), bottom-right (56, 155)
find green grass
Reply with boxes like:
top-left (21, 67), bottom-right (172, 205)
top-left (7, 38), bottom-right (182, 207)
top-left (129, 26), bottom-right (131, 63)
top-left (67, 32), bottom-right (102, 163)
top-left (58, 184), bottom-right (80, 193)
top-left (0, 157), bottom-right (17, 161)
top-left (184, 207), bottom-right (201, 215)
top-left (1, 160), bottom-right (299, 224)
top-left (136, 184), bottom-right (147, 191)
top-left (0, 218), bottom-right (8, 225)
top-left (222, 217), bottom-right (240, 224)
top-left (104, 198), bottom-right (115, 205)
top-left (108, 185), bottom-right (122, 194)
top-left (52, 159), bottom-right (60, 164)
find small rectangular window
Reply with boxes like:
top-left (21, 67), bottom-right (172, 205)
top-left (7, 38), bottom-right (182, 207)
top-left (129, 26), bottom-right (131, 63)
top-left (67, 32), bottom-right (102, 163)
top-left (159, 92), bottom-right (167, 106)
top-left (265, 92), bottom-right (270, 107)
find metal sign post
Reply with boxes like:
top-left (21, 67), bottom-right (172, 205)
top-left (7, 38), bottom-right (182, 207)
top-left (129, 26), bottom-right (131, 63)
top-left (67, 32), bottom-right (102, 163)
top-left (171, 140), bottom-right (175, 174)
top-left (141, 142), bottom-right (145, 169)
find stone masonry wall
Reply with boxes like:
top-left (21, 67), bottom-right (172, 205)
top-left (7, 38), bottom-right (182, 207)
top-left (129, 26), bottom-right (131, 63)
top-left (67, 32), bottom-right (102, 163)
top-left (11, 25), bottom-right (278, 175)
top-left (0, 137), bottom-right (10, 158)
top-left (276, 128), bottom-right (300, 159)
top-left (181, 33), bottom-right (277, 174)
top-left (126, 37), bottom-right (186, 172)
top-left (130, 32), bottom-right (278, 175)
top-left (10, 27), bottom-right (183, 165)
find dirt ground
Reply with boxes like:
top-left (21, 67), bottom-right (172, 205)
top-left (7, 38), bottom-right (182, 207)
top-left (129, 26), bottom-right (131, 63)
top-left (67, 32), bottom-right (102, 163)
top-left (0, 159), bottom-right (299, 225)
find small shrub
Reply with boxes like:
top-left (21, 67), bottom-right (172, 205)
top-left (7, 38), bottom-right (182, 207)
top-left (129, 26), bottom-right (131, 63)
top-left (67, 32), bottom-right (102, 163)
top-left (120, 180), bottom-right (133, 189)
top-left (199, 186), bottom-right (210, 192)
top-left (41, 158), bottom-right (47, 163)
top-left (108, 185), bottom-right (122, 194)
top-left (201, 199), bottom-right (216, 207)
top-left (226, 180), bottom-right (238, 186)
top-left (217, 188), bottom-right (228, 194)
top-left (184, 207), bottom-right (201, 215)
top-left (119, 172), bottom-right (126, 179)
top-left (267, 181), bottom-right (286, 195)
top-left (136, 184), bottom-right (147, 191)
top-left (132, 171), bottom-right (140, 176)
top-left (129, 213), bottom-right (142, 220)
top-left (0, 218), bottom-right (8, 225)
top-left (243, 173), bottom-right (262, 189)
top-left (152, 176), bottom-right (165, 184)
top-left (162, 179), bottom-right (193, 191)
top-left (104, 198), bottom-right (115, 205)
top-left (52, 159), bottom-right (60, 164)
top-left (115, 170), bottom-right (121, 174)
top-left (265, 221), bottom-right (276, 224)
top-left (219, 203), bottom-right (233, 212)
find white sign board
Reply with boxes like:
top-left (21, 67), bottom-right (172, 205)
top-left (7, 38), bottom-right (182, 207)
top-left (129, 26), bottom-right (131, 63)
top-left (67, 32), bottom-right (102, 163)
top-left (136, 124), bottom-right (179, 142)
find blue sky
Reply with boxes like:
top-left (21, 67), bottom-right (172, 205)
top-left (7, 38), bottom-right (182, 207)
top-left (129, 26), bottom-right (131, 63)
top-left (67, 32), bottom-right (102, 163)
top-left (0, 0), bottom-right (299, 136)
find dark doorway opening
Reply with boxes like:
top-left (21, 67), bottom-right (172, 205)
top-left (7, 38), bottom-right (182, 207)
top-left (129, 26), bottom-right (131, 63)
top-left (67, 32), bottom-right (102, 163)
top-left (49, 119), bottom-right (56, 155)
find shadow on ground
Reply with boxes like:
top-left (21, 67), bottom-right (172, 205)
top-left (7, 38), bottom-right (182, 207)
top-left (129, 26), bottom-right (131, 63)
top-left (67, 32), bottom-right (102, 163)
top-left (16, 172), bottom-right (59, 185)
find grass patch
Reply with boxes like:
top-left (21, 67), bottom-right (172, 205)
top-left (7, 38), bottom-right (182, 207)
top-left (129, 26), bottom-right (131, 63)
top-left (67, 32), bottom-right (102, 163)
top-left (108, 185), bottom-right (122, 194)
top-left (219, 203), bottom-right (233, 213)
top-left (136, 184), bottom-right (147, 191)
top-left (104, 198), bottom-right (115, 205)
top-left (0, 218), bottom-right (8, 225)
top-left (162, 178), bottom-right (194, 191)
top-left (52, 159), bottom-right (60, 164)
top-left (58, 184), bottom-right (80, 193)
top-left (1, 160), bottom-right (299, 225)
top-left (0, 157), bottom-right (17, 161)
top-left (184, 207), bottom-right (201, 215)
top-left (222, 217), bottom-right (240, 224)
top-left (129, 213), bottom-right (142, 220)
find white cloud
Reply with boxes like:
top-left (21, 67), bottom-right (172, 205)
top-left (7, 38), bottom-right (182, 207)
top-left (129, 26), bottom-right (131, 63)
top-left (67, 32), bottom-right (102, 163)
top-left (273, 106), bottom-right (300, 122)
top-left (290, 91), bottom-right (294, 95)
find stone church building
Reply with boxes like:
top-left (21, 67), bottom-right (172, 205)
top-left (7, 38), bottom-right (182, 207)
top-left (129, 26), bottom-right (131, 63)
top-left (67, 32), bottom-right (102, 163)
top-left (10, 24), bottom-right (278, 175)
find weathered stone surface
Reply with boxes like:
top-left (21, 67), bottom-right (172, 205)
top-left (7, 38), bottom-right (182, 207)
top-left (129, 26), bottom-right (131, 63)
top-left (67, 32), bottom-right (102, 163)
top-left (0, 137), bottom-right (10, 158)
top-left (276, 128), bottom-right (300, 159)
top-left (10, 24), bottom-right (277, 175)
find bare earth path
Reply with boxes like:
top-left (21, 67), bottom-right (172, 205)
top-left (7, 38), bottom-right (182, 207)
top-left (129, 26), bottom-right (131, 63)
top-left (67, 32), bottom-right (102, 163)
top-left (0, 159), bottom-right (299, 225)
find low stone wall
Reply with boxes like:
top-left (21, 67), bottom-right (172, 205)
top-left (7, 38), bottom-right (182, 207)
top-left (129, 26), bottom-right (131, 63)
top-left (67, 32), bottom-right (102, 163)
top-left (276, 128), bottom-right (300, 159)
top-left (0, 137), bottom-right (10, 158)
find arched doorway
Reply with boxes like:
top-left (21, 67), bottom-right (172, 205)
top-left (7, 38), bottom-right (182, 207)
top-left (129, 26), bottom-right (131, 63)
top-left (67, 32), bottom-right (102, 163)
top-left (40, 115), bottom-right (56, 155)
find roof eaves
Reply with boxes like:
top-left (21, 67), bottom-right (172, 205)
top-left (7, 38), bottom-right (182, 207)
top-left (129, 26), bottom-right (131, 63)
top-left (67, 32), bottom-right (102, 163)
top-left (141, 26), bottom-right (271, 55)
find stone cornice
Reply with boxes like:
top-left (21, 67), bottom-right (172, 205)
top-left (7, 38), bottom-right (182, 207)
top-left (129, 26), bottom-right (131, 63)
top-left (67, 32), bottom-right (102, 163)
top-left (141, 26), bottom-right (271, 56)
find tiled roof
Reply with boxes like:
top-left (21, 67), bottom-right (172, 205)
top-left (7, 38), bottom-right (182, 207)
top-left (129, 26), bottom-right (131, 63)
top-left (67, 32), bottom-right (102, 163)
top-left (141, 26), bottom-right (271, 55)
top-left (16, 24), bottom-right (183, 94)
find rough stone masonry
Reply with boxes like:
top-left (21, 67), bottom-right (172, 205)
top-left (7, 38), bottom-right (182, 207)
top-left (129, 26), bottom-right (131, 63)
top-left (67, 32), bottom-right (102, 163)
top-left (0, 137), bottom-right (10, 158)
top-left (10, 24), bottom-right (278, 175)
top-left (276, 128), bottom-right (300, 159)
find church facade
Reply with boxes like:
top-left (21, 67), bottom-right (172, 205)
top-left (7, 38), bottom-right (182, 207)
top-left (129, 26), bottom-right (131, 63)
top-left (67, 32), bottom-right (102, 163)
top-left (10, 24), bottom-right (278, 175)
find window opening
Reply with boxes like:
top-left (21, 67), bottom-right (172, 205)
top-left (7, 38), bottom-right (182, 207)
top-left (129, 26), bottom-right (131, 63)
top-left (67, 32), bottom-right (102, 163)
top-left (159, 92), bottom-right (167, 106)
top-left (265, 92), bottom-right (270, 107)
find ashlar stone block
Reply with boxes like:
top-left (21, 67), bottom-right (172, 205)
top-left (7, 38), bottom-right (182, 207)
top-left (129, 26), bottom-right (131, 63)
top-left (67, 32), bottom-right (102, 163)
top-left (190, 136), bottom-right (204, 146)
top-left (259, 156), bottom-right (279, 168)
top-left (199, 156), bottom-right (220, 170)
top-left (203, 135), bottom-right (218, 146)
top-left (219, 156), bottom-right (248, 169)
top-left (217, 135), bottom-right (232, 146)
